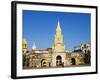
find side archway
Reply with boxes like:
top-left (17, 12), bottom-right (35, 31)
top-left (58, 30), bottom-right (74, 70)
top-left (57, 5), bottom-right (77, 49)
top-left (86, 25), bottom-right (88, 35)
top-left (71, 58), bottom-right (76, 65)
top-left (41, 59), bottom-right (47, 67)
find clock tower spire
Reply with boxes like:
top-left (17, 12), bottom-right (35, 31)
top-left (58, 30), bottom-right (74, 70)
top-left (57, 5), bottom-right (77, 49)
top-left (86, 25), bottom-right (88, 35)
top-left (52, 21), bottom-right (66, 52)
top-left (55, 21), bottom-right (63, 44)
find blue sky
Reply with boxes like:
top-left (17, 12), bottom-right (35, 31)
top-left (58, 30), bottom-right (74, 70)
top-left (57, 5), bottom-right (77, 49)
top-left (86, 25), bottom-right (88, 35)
top-left (22, 10), bottom-right (90, 51)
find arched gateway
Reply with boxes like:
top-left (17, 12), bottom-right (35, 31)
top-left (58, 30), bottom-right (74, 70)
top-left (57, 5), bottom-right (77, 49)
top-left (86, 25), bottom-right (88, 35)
top-left (56, 55), bottom-right (62, 66)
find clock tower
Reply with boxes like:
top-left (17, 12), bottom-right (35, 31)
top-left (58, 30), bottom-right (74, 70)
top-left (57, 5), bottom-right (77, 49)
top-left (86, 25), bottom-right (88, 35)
top-left (51, 21), bottom-right (67, 67)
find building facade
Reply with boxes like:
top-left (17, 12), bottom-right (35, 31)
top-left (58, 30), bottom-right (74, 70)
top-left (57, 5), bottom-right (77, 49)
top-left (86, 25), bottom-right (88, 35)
top-left (22, 21), bottom-right (91, 69)
top-left (74, 43), bottom-right (91, 53)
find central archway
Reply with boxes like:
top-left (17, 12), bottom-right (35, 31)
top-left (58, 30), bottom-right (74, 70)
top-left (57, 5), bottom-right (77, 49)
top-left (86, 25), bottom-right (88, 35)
top-left (56, 55), bottom-right (62, 67)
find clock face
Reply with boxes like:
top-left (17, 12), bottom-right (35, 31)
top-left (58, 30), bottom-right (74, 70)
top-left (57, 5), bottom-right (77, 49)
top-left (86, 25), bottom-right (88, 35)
top-left (56, 36), bottom-right (62, 43)
top-left (57, 37), bottom-right (60, 41)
